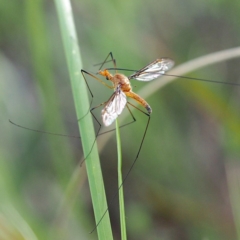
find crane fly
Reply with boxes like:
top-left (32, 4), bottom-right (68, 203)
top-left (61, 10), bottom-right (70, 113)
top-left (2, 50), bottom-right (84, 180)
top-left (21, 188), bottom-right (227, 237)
top-left (81, 53), bottom-right (175, 231)
top-left (80, 53), bottom-right (174, 174)
top-left (98, 58), bottom-right (174, 126)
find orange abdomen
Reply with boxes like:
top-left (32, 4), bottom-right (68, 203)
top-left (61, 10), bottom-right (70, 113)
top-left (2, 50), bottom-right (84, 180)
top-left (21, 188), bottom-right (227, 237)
top-left (125, 91), bottom-right (152, 114)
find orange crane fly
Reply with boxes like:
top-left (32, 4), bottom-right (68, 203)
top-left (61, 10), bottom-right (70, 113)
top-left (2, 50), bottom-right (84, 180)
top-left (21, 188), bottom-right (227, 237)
top-left (97, 58), bottom-right (174, 126)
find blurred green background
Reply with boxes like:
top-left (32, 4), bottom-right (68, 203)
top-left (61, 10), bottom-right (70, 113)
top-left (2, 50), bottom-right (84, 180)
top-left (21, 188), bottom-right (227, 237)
top-left (1, 0), bottom-right (240, 239)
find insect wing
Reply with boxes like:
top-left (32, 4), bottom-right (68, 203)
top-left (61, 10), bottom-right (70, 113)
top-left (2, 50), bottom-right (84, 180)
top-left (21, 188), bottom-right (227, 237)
top-left (129, 58), bottom-right (174, 81)
top-left (102, 86), bottom-right (127, 126)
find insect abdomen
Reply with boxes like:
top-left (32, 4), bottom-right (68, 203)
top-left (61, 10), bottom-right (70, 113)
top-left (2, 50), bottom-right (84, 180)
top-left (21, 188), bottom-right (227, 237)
top-left (125, 91), bottom-right (152, 114)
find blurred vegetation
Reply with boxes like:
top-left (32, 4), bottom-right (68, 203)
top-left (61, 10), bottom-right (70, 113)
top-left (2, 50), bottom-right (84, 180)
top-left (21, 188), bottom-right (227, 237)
top-left (1, 0), bottom-right (240, 239)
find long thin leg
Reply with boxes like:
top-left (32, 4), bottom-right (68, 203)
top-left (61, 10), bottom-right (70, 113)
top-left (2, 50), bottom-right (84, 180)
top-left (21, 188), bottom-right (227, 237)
top-left (9, 120), bottom-right (81, 139)
top-left (90, 102), bottom-right (151, 232)
top-left (79, 70), bottom-right (114, 122)
top-left (80, 53), bottom-right (116, 117)
top-left (80, 52), bottom-right (118, 122)
top-left (81, 70), bottom-right (113, 95)
top-left (79, 100), bottom-right (139, 165)
top-left (9, 70), bottom-right (110, 141)
top-left (94, 52), bottom-right (117, 71)
top-left (79, 101), bottom-right (107, 165)
top-left (79, 53), bottom-right (118, 163)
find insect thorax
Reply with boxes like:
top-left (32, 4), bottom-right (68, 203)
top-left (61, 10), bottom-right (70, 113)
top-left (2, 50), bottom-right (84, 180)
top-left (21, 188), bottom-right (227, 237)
top-left (112, 73), bottom-right (131, 92)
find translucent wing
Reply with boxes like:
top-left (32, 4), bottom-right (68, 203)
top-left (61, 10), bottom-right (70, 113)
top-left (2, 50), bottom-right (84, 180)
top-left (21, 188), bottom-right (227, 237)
top-left (129, 58), bottom-right (174, 81)
top-left (102, 85), bottom-right (127, 126)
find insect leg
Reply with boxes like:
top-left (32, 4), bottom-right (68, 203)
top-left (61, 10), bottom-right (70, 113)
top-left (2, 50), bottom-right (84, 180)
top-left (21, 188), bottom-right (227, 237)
top-left (79, 70), bottom-right (114, 120)
top-left (79, 101), bottom-right (107, 165)
top-left (93, 52), bottom-right (117, 71)
top-left (9, 70), bottom-right (113, 141)
top-left (79, 99), bottom-right (135, 165)
top-left (90, 101), bottom-right (151, 231)
top-left (126, 101), bottom-right (151, 160)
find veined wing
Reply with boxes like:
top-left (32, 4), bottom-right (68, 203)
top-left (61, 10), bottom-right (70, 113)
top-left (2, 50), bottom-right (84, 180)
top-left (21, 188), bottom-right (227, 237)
top-left (129, 58), bottom-right (174, 81)
top-left (102, 85), bottom-right (127, 126)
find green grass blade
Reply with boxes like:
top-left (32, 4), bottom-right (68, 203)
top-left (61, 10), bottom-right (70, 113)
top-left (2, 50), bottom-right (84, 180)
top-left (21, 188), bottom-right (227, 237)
top-left (54, 0), bottom-right (113, 239)
top-left (116, 119), bottom-right (127, 239)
